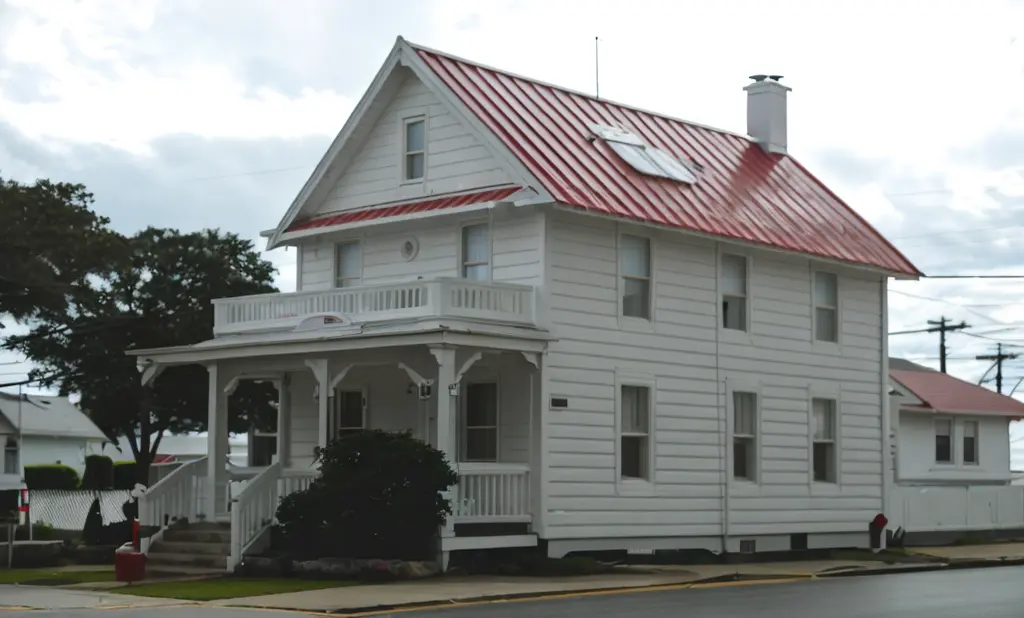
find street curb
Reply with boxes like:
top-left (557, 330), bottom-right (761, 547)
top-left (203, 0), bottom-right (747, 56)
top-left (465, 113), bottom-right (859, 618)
top-left (229, 575), bottom-right (811, 615)
top-left (817, 556), bottom-right (1024, 578)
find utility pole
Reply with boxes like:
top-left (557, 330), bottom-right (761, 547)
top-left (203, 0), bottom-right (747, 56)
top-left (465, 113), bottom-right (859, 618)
top-left (927, 316), bottom-right (970, 373)
top-left (976, 343), bottom-right (1018, 394)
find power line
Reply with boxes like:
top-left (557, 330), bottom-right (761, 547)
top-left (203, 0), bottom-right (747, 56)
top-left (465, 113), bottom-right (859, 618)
top-left (889, 289), bottom-right (1008, 325)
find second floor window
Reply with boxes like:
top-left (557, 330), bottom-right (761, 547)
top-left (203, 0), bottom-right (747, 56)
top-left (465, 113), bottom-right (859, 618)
top-left (721, 254), bottom-right (748, 331)
top-left (963, 421), bottom-right (978, 464)
top-left (814, 271), bottom-right (839, 342)
top-left (335, 241), bottom-right (362, 288)
top-left (3, 437), bottom-right (17, 475)
top-left (462, 224), bottom-right (490, 280)
top-left (935, 418), bottom-right (953, 463)
top-left (620, 234), bottom-right (651, 319)
top-left (404, 117), bottom-right (426, 181)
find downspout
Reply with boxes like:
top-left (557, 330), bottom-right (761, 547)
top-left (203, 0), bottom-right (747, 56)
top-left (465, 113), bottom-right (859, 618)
top-left (879, 277), bottom-right (891, 546)
top-left (715, 245), bottom-right (730, 550)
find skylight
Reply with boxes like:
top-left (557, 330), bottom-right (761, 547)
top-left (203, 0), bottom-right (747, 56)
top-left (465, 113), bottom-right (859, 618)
top-left (591, 124), bottom-right (697, 184)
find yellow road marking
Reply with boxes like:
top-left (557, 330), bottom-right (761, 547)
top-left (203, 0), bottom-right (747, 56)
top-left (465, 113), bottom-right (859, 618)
top-left (229, 576), bottom-right (812, 616)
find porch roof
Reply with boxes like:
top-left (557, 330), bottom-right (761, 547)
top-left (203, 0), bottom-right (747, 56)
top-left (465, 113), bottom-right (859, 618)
top-left (127, 319), bottom-right (553, 365)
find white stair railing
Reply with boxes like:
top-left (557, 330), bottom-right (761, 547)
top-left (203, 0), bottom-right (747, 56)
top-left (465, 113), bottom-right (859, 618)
top-left (229, 462), bottom-right (282, 571)
top-left (138, 456), bottom-right (207, 553)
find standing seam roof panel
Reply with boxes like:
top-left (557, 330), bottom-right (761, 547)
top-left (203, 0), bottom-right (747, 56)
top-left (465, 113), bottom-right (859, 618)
top-left (413, 46), bottom-right (921, 277)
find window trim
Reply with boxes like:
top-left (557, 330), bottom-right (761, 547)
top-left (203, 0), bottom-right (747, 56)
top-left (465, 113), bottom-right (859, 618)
top-left (719, 251), bottom-right (751, 335)
top-left (727, 379), bottom-right (762, 486)
top-left (808, 393), bottom-right (841, 486)
top-left (333, 239), bottom-right (363, 289)
top-left (400, 114), bottom-right (428, 184)
top-left (614, 372), bottom-right (657, 494)
top-left (812, 269), bottom-right (840, 345)
top-left (459, 221), bottom-right (492, 281)
top-left (460, 379), bottom-right (500, 463)
top-left (333, 385), bottom-right (369, 437)
top-left (962, 419), bottom-right (979, 465)
top-left (934, 416), bottom-right (954, 464)
top-left (617, 231), bottom-right (655, 324)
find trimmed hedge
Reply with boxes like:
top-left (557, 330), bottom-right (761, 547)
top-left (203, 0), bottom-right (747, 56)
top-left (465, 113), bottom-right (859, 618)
top-left (112, 461), bottom-right (137, 490)
top-left (81, 455), bottom-right (114, 490)
top-left (24, 464), bottom-right (80, 490)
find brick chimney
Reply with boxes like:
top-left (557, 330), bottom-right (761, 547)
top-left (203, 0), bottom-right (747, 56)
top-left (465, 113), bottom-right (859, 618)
top-left (743, 74), bottom-right (791, 155)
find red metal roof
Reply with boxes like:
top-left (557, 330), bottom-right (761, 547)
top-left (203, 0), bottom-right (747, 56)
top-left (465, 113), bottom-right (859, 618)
top-left (891, 369), bottom-right (1024, 418)
top-left (413, 45), bottom-right (921, 277)
top-left (287, 186), bottom-right (521, 232)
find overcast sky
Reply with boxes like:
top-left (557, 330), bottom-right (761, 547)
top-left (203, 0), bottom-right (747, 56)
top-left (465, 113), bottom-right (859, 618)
top-left (1, 0), bottom-right (1022, 463)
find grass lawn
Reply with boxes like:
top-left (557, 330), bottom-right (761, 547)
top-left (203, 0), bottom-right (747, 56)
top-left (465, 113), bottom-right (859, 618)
top-left (111, 577), bottom-right (358, 601)
top-left (0, 568), bottom-right (116, 586)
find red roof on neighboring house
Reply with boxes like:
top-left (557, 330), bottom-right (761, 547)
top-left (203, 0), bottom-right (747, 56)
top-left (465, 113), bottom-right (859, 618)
top-left (891, 369), bottom-right (1024, 419)
top-left (287, 186), bottom-right (521, 232)
top-left (413, 44), bottom-right (921, 277)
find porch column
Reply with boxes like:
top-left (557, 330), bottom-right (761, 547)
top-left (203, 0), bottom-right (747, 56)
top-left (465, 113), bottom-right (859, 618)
top-left (206, 362), bottom-right (229, 519)
top-left (430, 347), bottom-right (458, 562)
top-left (305, 359), bottom-right (331, 449)
top-left (275, 374), bottom-right (291, 468)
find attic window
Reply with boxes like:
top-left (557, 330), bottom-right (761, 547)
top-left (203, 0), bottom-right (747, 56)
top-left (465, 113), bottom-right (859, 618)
top-left (591, 124), bottom-right (697, 184)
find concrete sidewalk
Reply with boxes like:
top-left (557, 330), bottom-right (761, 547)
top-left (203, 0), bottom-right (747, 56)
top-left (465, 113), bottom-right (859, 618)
top-left (213, 542), bottom-right (1024, 614)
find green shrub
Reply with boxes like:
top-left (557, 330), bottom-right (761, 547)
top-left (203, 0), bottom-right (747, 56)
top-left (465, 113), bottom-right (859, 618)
top-left (112, 461), bottom-right (137, 489)
top-left (81, 455), bottom-right (114, 490)
top-left (24, 464), bottom-right (80, 490)
top-left (275, 429), bottom-right (457, 561)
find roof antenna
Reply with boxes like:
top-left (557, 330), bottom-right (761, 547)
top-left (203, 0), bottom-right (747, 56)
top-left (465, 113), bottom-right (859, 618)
top-left (594, 36), bottom-right (600, 99)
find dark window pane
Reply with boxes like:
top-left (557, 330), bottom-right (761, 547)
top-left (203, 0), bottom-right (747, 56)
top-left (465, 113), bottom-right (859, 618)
top-left (935, 435), bottom-right (952, 462)
top-left (337, 390), bottom-right (363, 430)
top-left (466, 383), bottom-right (498, 426)
top-left (964, 437), bottom-right (977, 464)
top-left (733, 439), bottom-right (750, 479)
top-left (466, 427), bottom-right (497, 461)
top-left (621, 436), bottom-right (647, 479)
top-left (813, 443), bottom-right (835, 482)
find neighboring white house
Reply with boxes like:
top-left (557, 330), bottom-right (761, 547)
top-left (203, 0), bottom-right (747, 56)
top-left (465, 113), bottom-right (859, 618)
top-left (129, 36), bottom-right (922, 572)
top-left (887, 358), bottom-right (1024, 542)
top-left (0, 391), bottom-right (109, 477)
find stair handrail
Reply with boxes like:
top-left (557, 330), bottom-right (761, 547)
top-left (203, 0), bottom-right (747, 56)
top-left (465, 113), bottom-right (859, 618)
top-left (228, 462), bottom-right (282, 571)
top-left (138, 456), bottom-right (208, 553)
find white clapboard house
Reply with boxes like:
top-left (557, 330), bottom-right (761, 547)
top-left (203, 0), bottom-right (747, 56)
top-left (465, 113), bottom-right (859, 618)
top-left (130, 37), bottom-right (921, 572)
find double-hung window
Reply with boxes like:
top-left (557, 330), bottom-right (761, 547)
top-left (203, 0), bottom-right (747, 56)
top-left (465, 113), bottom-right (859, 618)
top-left (721, 254), bottom-right (748, 331)
top-left (334, 241), bottom-right (362, 288)
top-left (733, 392), bottom-right (758, 480)
top-left (3, 438), bottom-right (17, 474)
top-left (461, 224), bottom-right (490, 280)
top-left (464, 383), bottom-right (498, 461)
top-left (814, 271), bottom-right (839, 342)
top-left (812, 398), bottom-right (838, 482)
top-left (620, 235), bottom-right (652, 320)
top-left (935, 418), bottom-right (953, 463)
top-left (620, 385), bottom-right (651, 479)
top-left (334, 389), bottom-right (366, 438)
top-left (962, 421), bottom-right (979, 464)
top-left (403, 118), bottom-right (426, 181)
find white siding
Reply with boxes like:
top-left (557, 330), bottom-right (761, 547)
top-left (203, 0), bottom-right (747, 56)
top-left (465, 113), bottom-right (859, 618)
top-left (541, 210), bottom-right (885, 540)
top-left (297, 207), bottom-right (543, 292)
top-left (20, 436), bottom-right (102, 476)
top-left (895, 411), bottom-right (1012, 484)
top-left (315, 69), bottom-right (512, 216)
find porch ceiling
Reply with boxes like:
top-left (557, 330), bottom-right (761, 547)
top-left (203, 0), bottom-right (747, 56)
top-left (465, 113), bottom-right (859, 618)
top-left (127, 319), bottom-right (553, 366)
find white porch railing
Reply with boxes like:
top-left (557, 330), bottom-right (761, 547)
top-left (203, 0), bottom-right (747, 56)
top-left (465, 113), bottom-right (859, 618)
top-left (279, 468), bottom-right (317, 497)
top-left (212, 278), bottom-right (536, 335)
top-left (138, 456), bottom-right (207, 554)
top-left (452, 462), bottom-right (531, 523)
top-left (229, 462), bottom-right (282, 571)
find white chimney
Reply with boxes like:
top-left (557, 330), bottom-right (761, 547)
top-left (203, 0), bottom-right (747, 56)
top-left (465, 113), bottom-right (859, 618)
top-left (743, 74), bottom-right (791, 155)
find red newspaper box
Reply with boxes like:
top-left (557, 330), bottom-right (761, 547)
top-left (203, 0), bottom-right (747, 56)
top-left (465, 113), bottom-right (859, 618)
top-left (114, 543), bottom-right (147, 583)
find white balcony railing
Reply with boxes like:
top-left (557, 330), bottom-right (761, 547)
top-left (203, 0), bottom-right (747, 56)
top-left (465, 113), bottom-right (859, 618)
top-left (212, 278), bottom-right (536, 336)
top-left (452, 462), bottom-right (531, 524)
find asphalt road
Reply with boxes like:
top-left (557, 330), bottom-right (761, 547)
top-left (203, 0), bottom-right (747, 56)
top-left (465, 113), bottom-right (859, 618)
top-left (2, 565), bottom-right (1022, 616)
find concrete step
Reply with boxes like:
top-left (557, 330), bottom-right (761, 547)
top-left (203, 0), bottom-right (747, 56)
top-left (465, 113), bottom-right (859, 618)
top-left (186, 521), bottom-right (231, 532)
top-left (163, 528), bottom-right (231, 544)
top-left (147, 551), bottom-right (227, 570)
top-left (150, 540), bottom-right (230, 556)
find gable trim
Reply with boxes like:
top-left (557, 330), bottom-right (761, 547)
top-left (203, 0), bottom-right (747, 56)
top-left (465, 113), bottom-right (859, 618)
top-left (268, 41), bottom-right (406, 249)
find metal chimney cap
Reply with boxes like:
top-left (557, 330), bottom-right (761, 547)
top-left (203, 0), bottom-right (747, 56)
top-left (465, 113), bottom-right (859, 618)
top-left (749, 74), bottom-right (768, 82)
top-left (768, 74), bottom-right (784, 82)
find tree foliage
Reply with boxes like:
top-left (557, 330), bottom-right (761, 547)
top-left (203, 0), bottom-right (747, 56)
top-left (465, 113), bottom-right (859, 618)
top-left (6, 226), bottom-right (280, 482)
top-left (0, 176), bottom-right (127, 325)
top-left (275, 430), bottom-right (458, 560)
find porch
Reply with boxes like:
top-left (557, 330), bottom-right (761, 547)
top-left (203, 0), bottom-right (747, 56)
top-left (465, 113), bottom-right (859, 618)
top-left (135, 333), bottom-right (547, 572)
